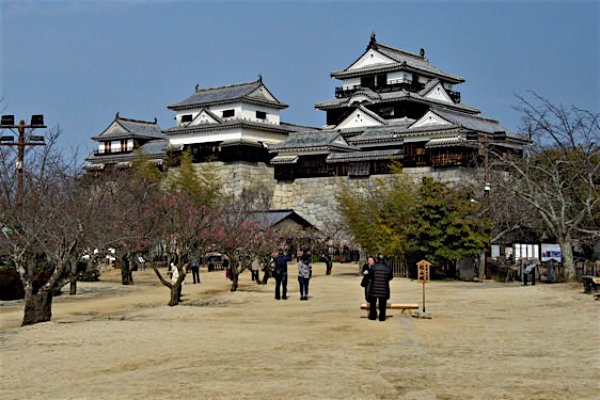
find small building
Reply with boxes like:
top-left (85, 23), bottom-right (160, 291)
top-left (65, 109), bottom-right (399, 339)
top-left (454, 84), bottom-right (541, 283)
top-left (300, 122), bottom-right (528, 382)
top-left (163, 76), bottom-right (312, 164)
top-left (84, 113), bottom-right (168, 173)
top-left (249, 209), bottom-right (316, 237)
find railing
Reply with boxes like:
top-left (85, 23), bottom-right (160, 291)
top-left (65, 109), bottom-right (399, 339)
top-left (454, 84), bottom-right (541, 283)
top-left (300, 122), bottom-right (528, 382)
top-left (334, 82), bottom-right (426, 98)
top-left (93, 149), bottom-right (133, 156)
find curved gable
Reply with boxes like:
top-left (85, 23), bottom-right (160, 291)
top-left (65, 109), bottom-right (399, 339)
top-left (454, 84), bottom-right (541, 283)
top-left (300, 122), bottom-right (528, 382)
top-left (247, 85), bottom-right (278, 103)
top-left (410, 111), bottom-right (453, 129)
top-left (423, 82), bottom-right (453, 104)
top-left (191, 109), bottom-right (221, 126)
top-left (336, 107), bottom-right (386, 130)
top-left (348, 48), bottom-right (396, 70)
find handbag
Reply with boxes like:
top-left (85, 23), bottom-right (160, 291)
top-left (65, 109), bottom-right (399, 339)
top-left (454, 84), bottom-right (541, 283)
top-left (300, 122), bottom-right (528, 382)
top-left (360, 274), bottom-right (370, 288)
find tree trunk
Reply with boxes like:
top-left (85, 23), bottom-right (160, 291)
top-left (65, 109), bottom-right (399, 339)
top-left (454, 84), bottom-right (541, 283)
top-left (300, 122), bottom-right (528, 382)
top-left (478, 251), bottom-right (486, 281)
top-left (169, 285), bottom-right (180, 306)
top-left (22, 289), bottom-right (53, 326)
top-left (152, 263), bottom-right (186, 306)
top-left (69, 279), bottom-right (77, 295)
top-left (559, 238), bottom-right (576, 281)
top-left (231, 273), bottom-right (239, 292)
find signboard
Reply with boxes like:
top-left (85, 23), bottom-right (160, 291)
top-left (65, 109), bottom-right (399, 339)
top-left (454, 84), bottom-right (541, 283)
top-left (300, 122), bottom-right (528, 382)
top-left (541, 244), bottom-right (562, 263)
top-left (417, 260), bottom-right (431, 283)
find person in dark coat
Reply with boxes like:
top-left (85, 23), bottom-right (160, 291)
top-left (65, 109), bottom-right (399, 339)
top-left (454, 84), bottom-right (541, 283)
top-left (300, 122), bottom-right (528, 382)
top-left (273, 249), bottom-right (289, 300)
top-left (361, 256), bottom-right (376, 302)
top-left (190, 256), bottom-right (201, 284)
top-left (368, 255), bottom-right (393, 321)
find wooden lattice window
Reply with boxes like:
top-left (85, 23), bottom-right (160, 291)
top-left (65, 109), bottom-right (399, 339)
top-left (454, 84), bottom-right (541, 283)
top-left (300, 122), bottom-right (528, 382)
top-left (348, 162), bottom-right (370, 176)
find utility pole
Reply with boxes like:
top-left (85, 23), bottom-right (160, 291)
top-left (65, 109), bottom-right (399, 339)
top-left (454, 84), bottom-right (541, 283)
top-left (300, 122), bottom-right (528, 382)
top-left (0, 114), bottom-right (47, 205)
top-left (467, 130), bottom-right (505, 280)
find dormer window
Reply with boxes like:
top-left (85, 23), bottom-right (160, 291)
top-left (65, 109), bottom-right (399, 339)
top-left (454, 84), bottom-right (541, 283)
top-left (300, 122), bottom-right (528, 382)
top-left (222, 109), bottom-right (235, 118)
top-left (181, 114), bottom-right (193, 123)
top-left (256, 111), bottom-right (267, 120)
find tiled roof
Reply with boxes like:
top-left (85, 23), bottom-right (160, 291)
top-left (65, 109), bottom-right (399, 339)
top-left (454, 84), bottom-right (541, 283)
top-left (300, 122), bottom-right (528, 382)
top-left (326, 149), bottom-right (404, 163)
top-left (270, 155), bottom-right (299, 165)
top-left (425, 136), bottom-right (473, 148)
top-left (139, 139), bottom-right (170, 157)
top-left (92, 114), bottom-right (165, 141)
top-left (432, 109), bottom-right (510, 135)
top-left (163, 119), bottom-right (304, 135)
top-left (347, 126), bottom-right (405, 144)
top-left (315, 90), bottom-right (480, 114)
top-left (268, 130), bottom-right (358, 153)
top-left (343, 108), bottom-right (517, 146)
top-left (331, 35), bottom-right (465, 83)
top-left (167, 78), bottom-right (288, 110)
top-left (249, 209), bottom-right (314, 230)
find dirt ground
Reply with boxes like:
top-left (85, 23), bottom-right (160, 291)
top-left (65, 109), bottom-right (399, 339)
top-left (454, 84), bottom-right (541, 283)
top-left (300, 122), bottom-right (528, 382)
top-left (0, 262), bottom-right (598, 400)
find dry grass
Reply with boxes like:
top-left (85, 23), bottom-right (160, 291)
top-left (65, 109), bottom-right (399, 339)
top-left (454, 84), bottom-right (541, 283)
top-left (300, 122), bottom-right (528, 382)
top-left (1, 262), bottom-right (598, 399)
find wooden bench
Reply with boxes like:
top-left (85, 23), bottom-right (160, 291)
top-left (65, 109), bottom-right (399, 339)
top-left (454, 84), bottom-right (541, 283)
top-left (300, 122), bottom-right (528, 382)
top-left (360, 303), bottom-right (419, 315)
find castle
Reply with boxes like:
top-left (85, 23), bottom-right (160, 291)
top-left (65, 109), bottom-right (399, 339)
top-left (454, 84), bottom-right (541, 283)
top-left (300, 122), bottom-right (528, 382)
top-left (84, 34), bottom-right (528, 230)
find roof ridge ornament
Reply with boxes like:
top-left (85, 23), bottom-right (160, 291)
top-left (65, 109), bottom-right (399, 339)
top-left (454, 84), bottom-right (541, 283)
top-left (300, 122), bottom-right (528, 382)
top-left (195, 84), bottom-right (200, 92)
top-left (368, 32), bottom-right (378, 50)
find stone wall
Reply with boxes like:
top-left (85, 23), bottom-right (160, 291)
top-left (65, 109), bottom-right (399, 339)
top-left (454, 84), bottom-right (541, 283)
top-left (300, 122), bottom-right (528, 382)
top-left (203, 161), bottom-right (276, 200)
top-left (202, 162), bottom-right (479, 231)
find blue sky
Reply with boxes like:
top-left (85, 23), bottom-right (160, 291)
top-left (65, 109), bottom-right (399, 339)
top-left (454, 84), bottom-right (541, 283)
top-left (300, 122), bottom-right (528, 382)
top-left (1, 0), bottom-right (598, 163)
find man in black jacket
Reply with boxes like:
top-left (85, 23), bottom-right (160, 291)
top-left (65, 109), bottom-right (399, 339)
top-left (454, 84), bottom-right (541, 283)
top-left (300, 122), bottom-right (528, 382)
top-left (368, 255), bottom-right (393, 321)
top-left (273, 249), bottom-right (289, 300)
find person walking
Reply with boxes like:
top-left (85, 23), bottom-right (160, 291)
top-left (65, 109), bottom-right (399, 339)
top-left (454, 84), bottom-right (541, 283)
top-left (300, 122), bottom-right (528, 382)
top-left (251, 257), bottom-right (260, 282)
top-left (322, 251), bottom-right (333, 275)
top-left (298, 252), bottom-right (312, 300)
top-left (368, 255), bottom-right (393, 321)
top-left (273, 249), bottom-right (289, 300)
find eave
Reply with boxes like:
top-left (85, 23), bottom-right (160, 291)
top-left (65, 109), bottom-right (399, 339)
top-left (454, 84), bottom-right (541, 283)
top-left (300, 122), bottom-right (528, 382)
top-left (315, 93), bottom-right (480, 115)
top-left (163, 120), bottom-right (297, 136)
top-left (168, 97), bottom-right (288, 112)
top-left (330, 63), bottom-right (465, 84)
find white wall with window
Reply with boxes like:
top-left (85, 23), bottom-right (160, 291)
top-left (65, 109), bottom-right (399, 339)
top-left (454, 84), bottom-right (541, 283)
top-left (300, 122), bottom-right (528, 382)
top-left (240, 103), bottom-right (280, 124)
top-left (342, 78), bottom-right (360, 90)
top-left (175, 102), bottom-right (281, 127)
top-left (388, 71), bottom-right (412, 84)
top-left (168, 127), bottom-right (287, 147)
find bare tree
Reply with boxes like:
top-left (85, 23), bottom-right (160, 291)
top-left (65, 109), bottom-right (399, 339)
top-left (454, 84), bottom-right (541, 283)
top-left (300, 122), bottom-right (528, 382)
top-left (214, 199), bottom-right (269, 292)
top-left (0, 127), bottom-right (111, 325)
top-left (498, 93), bottom-right (599, 279)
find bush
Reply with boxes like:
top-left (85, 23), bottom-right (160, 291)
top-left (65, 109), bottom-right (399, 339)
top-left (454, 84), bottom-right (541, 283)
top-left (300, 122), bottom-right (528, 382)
top-left (0, 266), bottom-right (25, 300)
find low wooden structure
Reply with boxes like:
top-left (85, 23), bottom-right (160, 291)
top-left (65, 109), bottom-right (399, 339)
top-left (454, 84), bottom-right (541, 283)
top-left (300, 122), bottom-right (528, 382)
top-left (360, 303), bottom-right (419, 315)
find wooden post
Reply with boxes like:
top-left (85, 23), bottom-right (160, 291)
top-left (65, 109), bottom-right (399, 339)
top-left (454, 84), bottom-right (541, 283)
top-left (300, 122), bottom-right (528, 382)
top-left (417, 260), bottom-right (431, 313)
top-left (422, 282), bottom-right (426, 312)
